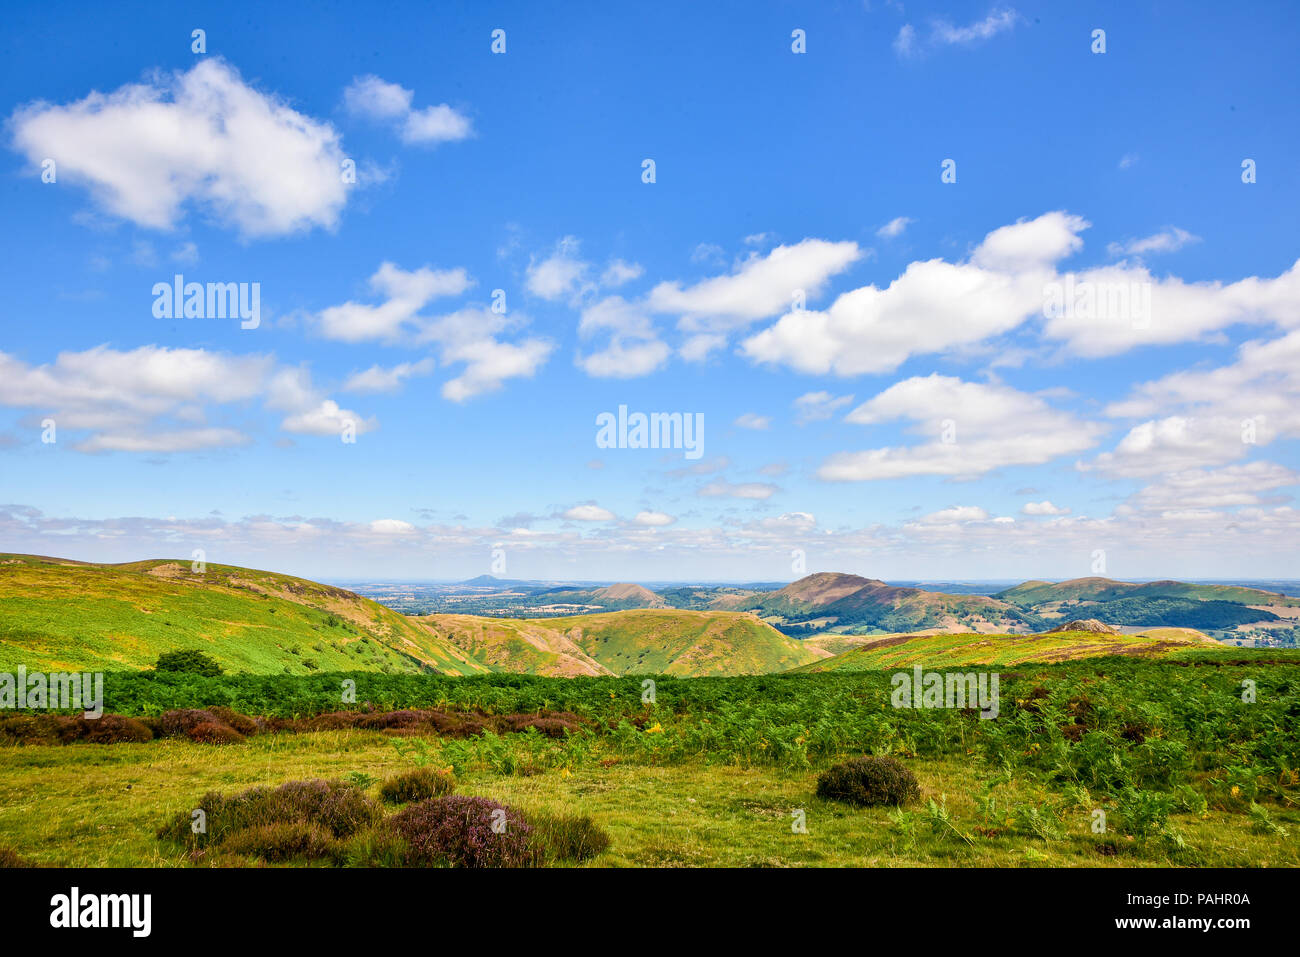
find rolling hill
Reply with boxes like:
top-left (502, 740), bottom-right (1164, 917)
top-left (418, 608), bottom-right (823, 677)
top-left (0, 553), bottom-right (487, 675)
top-left (743, 572), bottom-right (1041, 634)
top-left (792, 625), bottom-right (1222, 672)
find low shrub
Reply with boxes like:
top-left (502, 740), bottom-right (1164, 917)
top-left (208, 707), bottom-right (259, 737)
top-left (57, 715), bottom-right (153, 744)
top-left (0, 847), bottom-right (33, 867)
top-left (391, 796), bottom-right (541, 868)
top-left (220, 822), bottom-right (341, 863)
top-left (379, 767), bottom-right (455, 805)
top-left (155, 650), bottom-right (224, 677)
top-left (816, 756), bottom-right (921, 807)
top-left (527, 813), bottom-right (610, 863)
top-left (159, 778), bottom-right (382, 850)
top-left (187, 720), bottom-right (245, 745)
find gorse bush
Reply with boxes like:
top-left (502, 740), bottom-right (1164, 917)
top-left (390, 796), bottom-right (541, 868)
top-left (379, 767), bottom-right (455, 805)
top-left (154, 650), bottom-right (223, 677)
top-left (816, 756), bottom-right (921, 807)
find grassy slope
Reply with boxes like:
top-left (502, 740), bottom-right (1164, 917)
top-left (420, 608), bottom-right (823, 677)
top-left (4, 735), bottom-right (1295, 867)
top-left (0, 554), bottom-right (486, 676)
top-left (791, 627), bottom-right (1223, 672)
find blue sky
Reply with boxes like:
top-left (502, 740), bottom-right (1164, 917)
top-left (2, 1), bottom-right (1298, 582)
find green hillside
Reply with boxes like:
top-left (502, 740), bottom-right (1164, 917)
top-left (421, 608), bottom-right (823, 677)
top-left (0, 554), bottom-right (486, 675)
top-left (791, 626), bottom-right (1225, 672)
top-left (995, 577), bottom-right (1300, 608)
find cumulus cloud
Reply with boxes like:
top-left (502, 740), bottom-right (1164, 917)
top-left (576, 296), bottom-right (669, 378)
top-left (11, 59), bottom-right (350, 237)
top-left (1089, 330), bottom-right (1300, 474)
top-left (316, 262), bottom-right (472, 343)
top-left (0, 345), bottom-right (369, 451)
top-left (916, 505), bottom-right (992, 525)
top-left (739, 211), bottom-right (1300, 372)
top-left (819, 374), bottom-right (1104, 481)
top-left (343, 74), bottom-right (472, 145)
top-left (314, 263), bottom-right (551, 400)
top-left (633, 510), bottom-right (676, 527)
top-left (526, 236), bottom-right (591, 302)
top-left (368, 518), bottom-right (416, 535)
top-left (1129, 462), bottom-right (1298, 513)
top-left (601, 259), bottom-right (644, 287)
top-left (1022, 500), bottom-right (1071, 516)
top-left (648, 238), bottom-right (862, 333)
top-left (563, 504), bottom-right (615, 521)
top-left (342, 358), bottom-right (436, 393)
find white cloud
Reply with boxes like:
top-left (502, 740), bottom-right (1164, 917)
top-left (368, 519), bottom-right (416, 535)
top-left (601, 259), bottom-right (644, 287)
top-left (1107, 227), bottom-right (1200, 258)
top-left (12, 60), bottom-right (350, 237)
top-left (740, 211), bottom-right (1300, 371)
top-left (76, 428), bottom-right (249, 454)
top-left (440, 336), bottom-right (553, 402)
top-left (698, 480), bottom-right (779, 500)
top-left (734, 413), bottom-right (771, 430)
top-left (633, 510), bottom-right (676, 527)
top-left (896, 8), bottom-right (1018, 57)
top-left (793, 391), bottom-right (854, 424)
top-left (342, 358), bottom-right (436, 393)
top-left (916, 505), bottom-right (991, 525)
top-left (563, 504), bottom-right (615, 521)
top-left (1022, 500), bottom-right (1071, 516)
top-left (576, 295), bottom-right (669, 378)
top-left (343, 74), bottom-right (472, 145)
top-left (0, 345), bottom-right (369, 451)
top-left (820, 375), bottom-right (1104, 481)
top-left (526, 237), bottom-right (590, 301)
top-left (1130, 462), bottom-right (1298, 512)
top-left (316, 262), bottom-right (472, 343)
top-left (314, 264), bottom-right (551, 399)
top-left (876, 216), bottom-right (913, 238)
top-left (280, 399), bottom-right (376, 437)
top-left (743, 212), bottom-right (1085, 375)
top-left (648, 238), bottom-right (862, 332)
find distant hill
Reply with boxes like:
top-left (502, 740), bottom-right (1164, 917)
top-left (792, 626), bottom-right (1221, 672)
top-left (743, 572), bottom-right (1040, 635)
top-left (418, 608), bottom-right (822, 677)
top-left (994, 577), bottom-right (1295, 631)
top-left (0, 553), bottom-right (486, 675)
